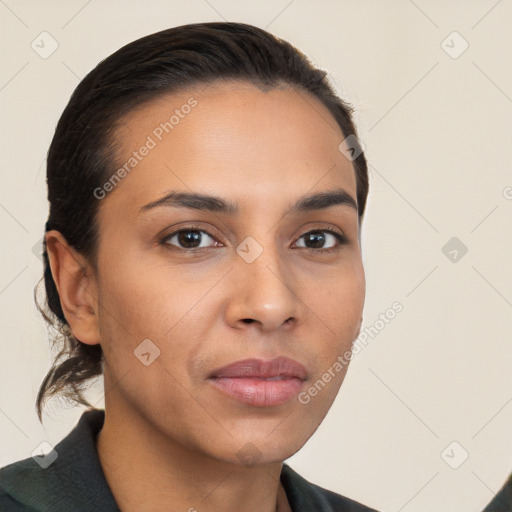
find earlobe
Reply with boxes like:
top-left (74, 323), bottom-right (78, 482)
top-left (45, 230), bottom-right (101, 346)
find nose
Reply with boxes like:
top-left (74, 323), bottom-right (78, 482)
top-left (224, 244), bottom-right (304, 333)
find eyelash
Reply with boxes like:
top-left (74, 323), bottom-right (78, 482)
top-left (159, 225), bottom-right (348, 254)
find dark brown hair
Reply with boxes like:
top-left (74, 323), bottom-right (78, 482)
top-left (35, 21), bottom-right (369, 422)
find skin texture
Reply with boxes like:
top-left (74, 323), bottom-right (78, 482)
top-left (45, 80), bottom-right (366, 512)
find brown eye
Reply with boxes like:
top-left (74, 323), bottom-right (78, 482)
top-left (295, 229), bottom-right (346, 251)
top-left (162, 229), bottom-right (218, 249)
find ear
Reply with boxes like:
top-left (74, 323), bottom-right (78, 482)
top-left (45, 230), bottom-right (100, 346)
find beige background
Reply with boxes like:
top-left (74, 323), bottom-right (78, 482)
top-left (1, 1), bottom-right (511, 511)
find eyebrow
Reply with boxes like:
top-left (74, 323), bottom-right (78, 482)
top-left (139, 187), bottom-right (358, 216)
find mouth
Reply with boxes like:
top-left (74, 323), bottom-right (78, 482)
top-left (207, 356), bottom-right (308, 407)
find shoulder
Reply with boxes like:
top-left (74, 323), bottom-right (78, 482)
top-left (0, 445), bottom-right (94, 511)
top-left (0, 455), bottom-right (52, 511)
top-left (0, 408), bottom-right (119, 512)
top-left (482, 472), bottom-right (512, 512)
top-left (281, 463), bottom-right (380, 512)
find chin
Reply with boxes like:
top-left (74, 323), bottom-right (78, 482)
top-left (222, 433), bottom-right (304, 468)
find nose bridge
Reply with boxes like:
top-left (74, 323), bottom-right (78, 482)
top-left (238, 233), bottom-right (290, 297)
top-left (229, 232), bottom-right (301, 330)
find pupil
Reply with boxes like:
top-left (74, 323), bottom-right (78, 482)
top-left (307, 231), bottom-right (325, 248)
top-left (179, 230), bottom-right (201, 248)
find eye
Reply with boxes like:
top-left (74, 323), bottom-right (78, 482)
top-left (294, 228), bottom-right (347, 253)
top-left (161, 227), bottom-right (220, 250)
top-left (160, 225), bottom-right (347, 253)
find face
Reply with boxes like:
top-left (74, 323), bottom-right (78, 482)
top-left (91, 80), bottom-right (365, 465)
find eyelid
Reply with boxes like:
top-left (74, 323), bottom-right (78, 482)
top-left (292, 224), bottom-right (346, 242)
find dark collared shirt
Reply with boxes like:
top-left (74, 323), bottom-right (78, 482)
top-left (0, 408), bottom-right (379, 511)
top-left (482, 473), bottom-right (512, 512)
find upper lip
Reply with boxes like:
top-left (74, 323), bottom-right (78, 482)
top-left (208, 356), bottom-right (308, 380)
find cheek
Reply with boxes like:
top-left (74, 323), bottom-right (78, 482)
top-left (96, 267), bottom-right (202, 414)
top-left (96, 261), bottom-right (174, 365)
top-left (98, 251), bottom-right (195, 332)
top-left (96, 256), bottom-right (215, 384)
top-left (298, 267), bottom-right (365, 420)
top-left (307, 262), bottom-right (365, 342)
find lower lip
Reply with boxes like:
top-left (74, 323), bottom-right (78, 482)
top-left (208, 377), bottom-right (304, 407)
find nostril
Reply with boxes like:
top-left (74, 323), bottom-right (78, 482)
top-left (242, 319), bottom-right (255, 324)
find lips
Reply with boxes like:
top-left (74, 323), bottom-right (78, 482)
top-left (208, 356), bottom-right (308, 380)
top-left (207, 356), bottom-right (308, 407)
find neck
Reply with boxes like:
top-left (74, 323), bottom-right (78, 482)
top-left (96, 394), bottom-right (290, 512)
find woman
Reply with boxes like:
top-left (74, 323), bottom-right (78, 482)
top-left (0, 22), bottom-right (377, 511)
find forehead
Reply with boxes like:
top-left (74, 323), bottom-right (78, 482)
top-left (100, 80), bottom-right (357, 218)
